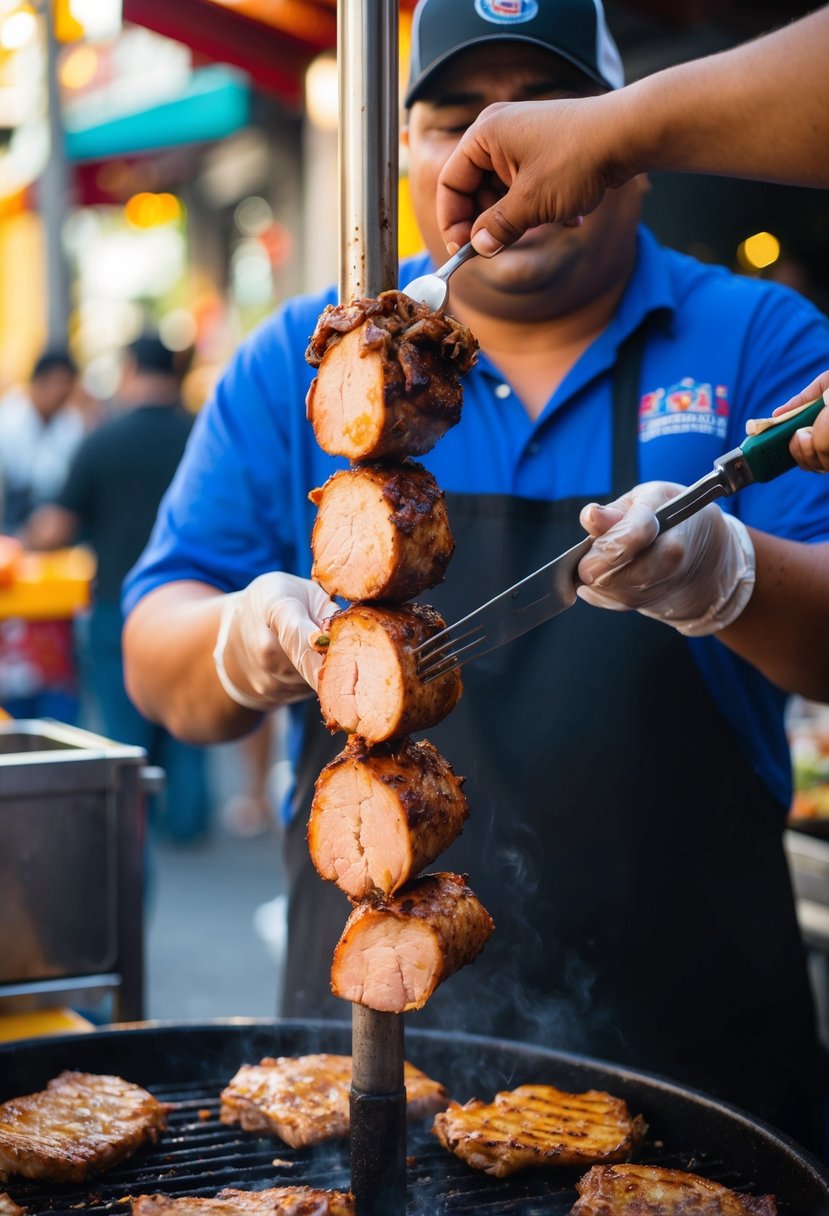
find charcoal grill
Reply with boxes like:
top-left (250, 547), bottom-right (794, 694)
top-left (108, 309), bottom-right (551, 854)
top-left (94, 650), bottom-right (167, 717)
top-left (1, 1020), bottom-right (828, 1216)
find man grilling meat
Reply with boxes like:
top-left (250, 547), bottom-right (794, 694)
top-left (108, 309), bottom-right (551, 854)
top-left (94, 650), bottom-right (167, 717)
top-left (122, 0), bottom-right (829, 1147)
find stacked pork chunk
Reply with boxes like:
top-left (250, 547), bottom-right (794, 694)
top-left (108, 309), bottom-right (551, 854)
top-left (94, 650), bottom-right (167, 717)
top-left (305, 290), bottom-right (494, 1014)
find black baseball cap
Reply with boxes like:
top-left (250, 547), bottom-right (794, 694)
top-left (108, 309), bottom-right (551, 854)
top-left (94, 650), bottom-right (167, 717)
top-left (405, 0), bottom-right (624, 107)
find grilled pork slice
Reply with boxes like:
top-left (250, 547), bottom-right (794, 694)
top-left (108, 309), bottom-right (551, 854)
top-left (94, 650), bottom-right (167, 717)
top-left (306, 291), bottom-right (477, 460)
top-left (309, 461), bottom-right (454, 602)
top-left (0, 1193), bottom-right (24, 1216)
top-left (570, 1165), bottom-right (777, 1216)
top-left (0, 1071), bottom-right (167, 1184)
top-left (316, 602), bottom-right (462, 743)
top-left (433, 1084), bottom-right (646, 1177)
top-left (330, 872), bottom-right (494, 1012)
top-left (308, 736), bottom-right (468, 899)
top-left (219, 1054), bottom-right (447, 1148)
top-left (132, 1188), bottom-right (354, 1216)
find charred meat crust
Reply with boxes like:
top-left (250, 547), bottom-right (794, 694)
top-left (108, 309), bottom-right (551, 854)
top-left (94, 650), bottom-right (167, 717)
top-left (309, 459), bottom-right (450, 531)
top-left (324, 736), bottom-right (466, 831)
top-left (570, 1165), bottom-right (777, 1216)
top-left (306, 295), bottom-right (476, 459)
top-left (308, 736), bottom-right (469, 898)
top-left (318, 602), bottom-right (462, 741)
top-left (305, 291), bottom-right (478, 379)
top-left (388, 872), bottom-right (493, 951)
top-left (309, 462), bottom-right (454, 603)
top-left (132, 1187), bottom-right (355, 1216)
top-left (330, 872), bottom-right (494, 1011)
top-left (306, 328), bottom-right (464, 461)
top-left (0, 1072), bottom-right (167, 1184)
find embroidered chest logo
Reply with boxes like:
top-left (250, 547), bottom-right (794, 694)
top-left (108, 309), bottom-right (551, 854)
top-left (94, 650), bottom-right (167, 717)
top-left (639, 379), bottom-right (730, 443)
top-left (474, 0), bottom-right (539, 24)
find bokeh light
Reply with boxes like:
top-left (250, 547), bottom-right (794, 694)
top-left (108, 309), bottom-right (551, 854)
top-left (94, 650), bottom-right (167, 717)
top-left (159, 308), bottom-right (197, 352)
top-left (0, 7), bottom-right (37, 51)
top-left (60, 45), bottom-right (99, 90)
top-left (738, 231), bottom-right (781, 271)
top-left (305, 53), bottom-right (338, 132)
top-left (234, 195), bottom-right (272, 237)
top-left (124, 192), bottom-right (182, 229)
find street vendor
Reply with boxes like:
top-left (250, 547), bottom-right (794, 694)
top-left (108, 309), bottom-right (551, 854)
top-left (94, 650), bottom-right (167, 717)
top-left (123, 0), bottom-right (829, 1146)
top-left (434, 4), bottom-right (829, 472)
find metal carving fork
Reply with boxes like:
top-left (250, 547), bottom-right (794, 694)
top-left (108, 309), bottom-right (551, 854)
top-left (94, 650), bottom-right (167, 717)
top-left (415, 395), bottom-right (825, 684)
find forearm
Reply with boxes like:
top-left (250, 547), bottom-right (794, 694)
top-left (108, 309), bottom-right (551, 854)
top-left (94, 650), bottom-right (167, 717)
top-left (23, 505), bottom-right (78, 550)
top-left (719, 533), bottom-right (829, 700)
top-left (612, 9), bottom-right (829, 187)
top-left (123, 582), bottom-right (261, 744)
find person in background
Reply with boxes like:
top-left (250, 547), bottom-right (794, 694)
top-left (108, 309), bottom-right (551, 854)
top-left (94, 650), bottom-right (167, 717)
top-left (0, 350), bottom-right (81, 533)
top-left (26, 335), bottom-right (211, 845)
top-left (0, 350), bottom-right (82, 720)
top-left (122, 0), bottom-right (829, 1144)
top-left (434, 4), bottom-right (829, 472)
top-left (220, 717), bottom-right (277, 836)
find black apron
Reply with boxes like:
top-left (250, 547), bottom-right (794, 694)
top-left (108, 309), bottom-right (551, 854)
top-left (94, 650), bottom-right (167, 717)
top-left (283, 329), bottom-right (821, 1146)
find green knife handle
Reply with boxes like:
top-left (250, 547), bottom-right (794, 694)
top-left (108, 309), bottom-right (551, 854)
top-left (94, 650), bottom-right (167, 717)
top-left (740, 396), bottom-right (825, 482)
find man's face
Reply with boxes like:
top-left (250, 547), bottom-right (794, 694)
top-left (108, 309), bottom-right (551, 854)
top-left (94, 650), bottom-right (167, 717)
top-left (404, 43), bottom-right (644, 320)
top-left (30, 368), bottom-right (75, 420)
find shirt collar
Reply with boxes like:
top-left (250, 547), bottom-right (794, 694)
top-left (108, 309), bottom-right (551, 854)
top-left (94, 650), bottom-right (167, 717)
top-left (472, 226), bottom-right (677, 418)
top-left (610, 225), bottom-right (676, 343)
top-left (402, 227), bottom-right (676, 414)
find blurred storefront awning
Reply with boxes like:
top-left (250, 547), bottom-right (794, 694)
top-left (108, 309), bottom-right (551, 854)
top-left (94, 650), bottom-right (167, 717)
top-left (121, 0), bottom-right (338, 105)
top-left (65, 65), bottom-right (251, 161)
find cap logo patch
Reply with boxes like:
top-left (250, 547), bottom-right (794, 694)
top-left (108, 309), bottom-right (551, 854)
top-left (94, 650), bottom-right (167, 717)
top-left (474, 0), bottom-right (539, 24)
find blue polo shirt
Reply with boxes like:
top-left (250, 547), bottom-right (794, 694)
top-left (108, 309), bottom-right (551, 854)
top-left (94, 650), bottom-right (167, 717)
top-left (125, 226), bottom-right (829, 811)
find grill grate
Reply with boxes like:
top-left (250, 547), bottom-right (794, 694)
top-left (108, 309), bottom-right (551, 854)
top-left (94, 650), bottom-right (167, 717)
top-left (1, 1077), bottom-right (772, 1216)
top-left (1, 1023), bottom-right (826, 1216)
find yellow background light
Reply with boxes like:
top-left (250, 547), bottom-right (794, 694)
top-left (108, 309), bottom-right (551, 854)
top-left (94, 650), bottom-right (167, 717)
top-left (53, 0), bottom-right (84, 43)
top-left (124, 192), bottom-right (182, 229)
top-left (59, 44), bottom-right (98, 90)
top-left (738, 231), bottom-right (781, 271)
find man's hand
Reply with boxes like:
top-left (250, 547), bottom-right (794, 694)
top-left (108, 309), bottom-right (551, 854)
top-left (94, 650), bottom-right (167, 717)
top-left (436, 96), bottom-right (624, 256)
top-left (576, 482), bottom-right (755, 636)
top-left (217, 573), bottom-right (338, 708)
top-left (759, 373), bottom-right (829, 475)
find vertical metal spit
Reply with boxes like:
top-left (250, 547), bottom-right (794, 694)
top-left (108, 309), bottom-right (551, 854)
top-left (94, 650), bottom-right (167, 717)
top-left (337, 2), bottom-right (406, 1214)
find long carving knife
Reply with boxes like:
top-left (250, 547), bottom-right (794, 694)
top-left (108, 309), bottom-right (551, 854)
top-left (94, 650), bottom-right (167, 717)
top-left (416, 394), bottom-right (826, 682)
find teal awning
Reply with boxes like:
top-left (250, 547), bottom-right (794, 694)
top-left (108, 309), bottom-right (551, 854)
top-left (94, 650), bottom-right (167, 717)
top-left (65, 65), bottom-right (251, 161)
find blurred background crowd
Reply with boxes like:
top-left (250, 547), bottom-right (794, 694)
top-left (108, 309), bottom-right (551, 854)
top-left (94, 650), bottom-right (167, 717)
top-left (1, 0), bottom-right (828, 1018)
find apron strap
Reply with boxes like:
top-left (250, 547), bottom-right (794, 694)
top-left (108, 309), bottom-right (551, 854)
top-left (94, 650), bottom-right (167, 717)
top-left (610, 323), bottom-right (649, 496)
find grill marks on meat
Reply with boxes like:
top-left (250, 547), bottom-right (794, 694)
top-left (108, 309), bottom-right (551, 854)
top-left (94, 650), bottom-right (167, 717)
top-left (570, 1165), bottom-right (777, 1216)
top-left (0, 1072), bottom-right (167, 1184)
top-left (433, 1085), bottom-right (646, 1177)
top-left (316, 603), bottom-right (462, 743)
top-left (308, 736), bottom-right (468, 899)
top-left (306, 292), bottom-right (477, 460)
top-left (309, 462), bottom-right (454, 603)
top-left (330, 872), bottom-right (494, 1012)
top-left (219, 1055), bottom-right (447, 1148)
top-left (132, 1187), bottom-right (355, 1216)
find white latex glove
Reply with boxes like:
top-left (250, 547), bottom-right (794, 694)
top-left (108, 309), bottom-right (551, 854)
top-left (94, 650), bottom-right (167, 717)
top-left (575, 481), bottom-right (756, 636)
top-left (213, 573), bottom-right (338, 709)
